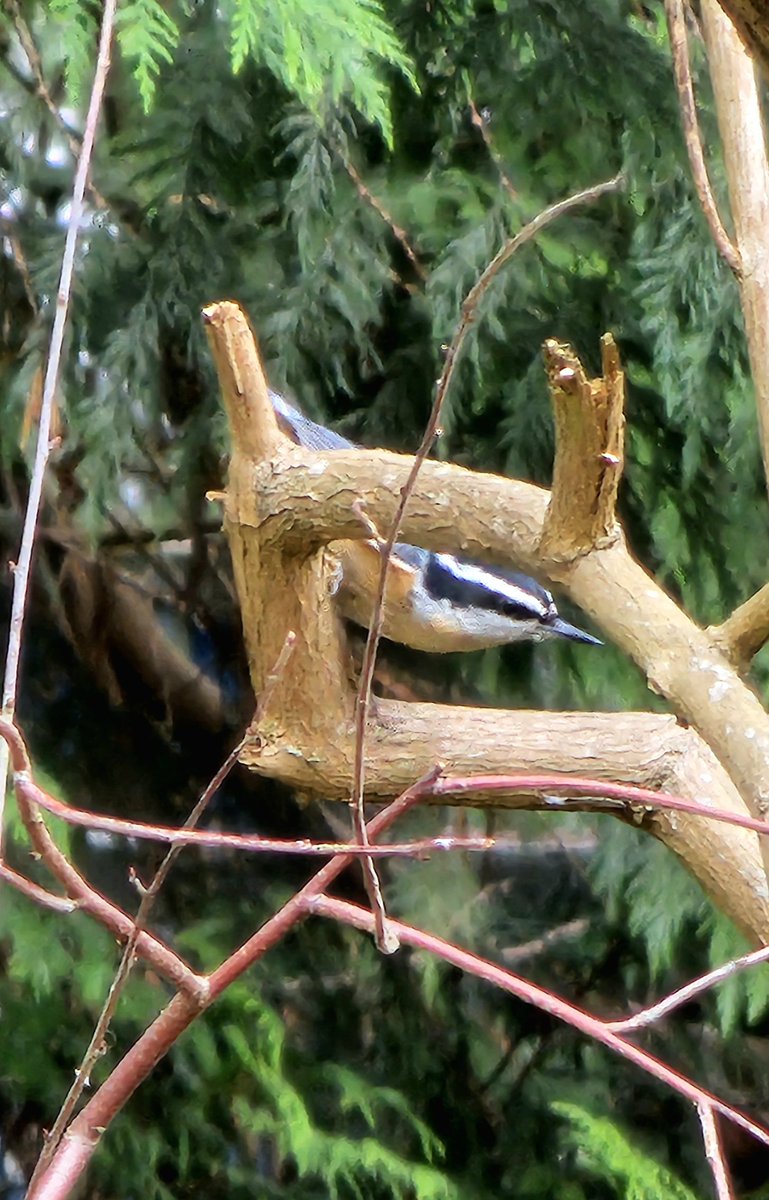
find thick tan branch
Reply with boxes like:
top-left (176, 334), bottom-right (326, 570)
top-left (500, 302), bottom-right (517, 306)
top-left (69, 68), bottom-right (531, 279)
top-left (710, 581), bottom-right (769, 666)
top-left (702, 0), bottom-right (769, 497)
top-left (239, 704), bottom-right (769, 943)
top-left (711, 0), bottom-right (769, 77)
top-left (210, 309), bottom-right (769, 942)
top-left (254, 448), bottom-right (769, 828)
top-left (540, 335), bottom-right (625, 558)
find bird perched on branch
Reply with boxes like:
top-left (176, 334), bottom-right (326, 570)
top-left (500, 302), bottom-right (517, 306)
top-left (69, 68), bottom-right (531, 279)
top-left (271, 392), bottom-right (601, 654)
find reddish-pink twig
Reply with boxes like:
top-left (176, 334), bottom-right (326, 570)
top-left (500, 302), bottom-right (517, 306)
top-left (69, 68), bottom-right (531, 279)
top-left (20, 769), bottom-right (769, 855)
top-left (0, 863), bottom-right (77, 913)
top-left (28, 766), bottom-right (441, 1200)
top-left (30, 739), bottom-right (247, 1189)
top-left (311, 895), bottom-right (769, 1152)
top-left (430, 773), bottom-right (769, 835)
top-left (27, 632), bottom-right (296, 1189)
top-left (0, 719), bottom-right (204, 997)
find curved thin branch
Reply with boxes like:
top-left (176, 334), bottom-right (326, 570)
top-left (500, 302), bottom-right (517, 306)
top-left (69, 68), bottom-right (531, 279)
top-left (349, 175), bottom-right (622, 951)
top-left (665, 0), bottom-right (741, 276)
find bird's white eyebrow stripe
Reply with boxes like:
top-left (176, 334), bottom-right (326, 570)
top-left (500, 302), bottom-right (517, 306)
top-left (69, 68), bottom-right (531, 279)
top-left (434, 554), bottom-right (549, 615)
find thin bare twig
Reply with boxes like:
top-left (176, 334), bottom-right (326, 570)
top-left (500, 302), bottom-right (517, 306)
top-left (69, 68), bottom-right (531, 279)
top-left (0, 213), bottom-right (38, 314)
top-left (0, 0), bottom-right (118, 852)
top-left (1, 719), bottom-right (203, 977)
top-left (468, 98), bottom-right (518, 203)
top-left (339, 154), bottom-right (426, 281)
top-left (0, 862), bottom-right (77, 912)
top-left (608, 944), bottom-right (769, 1033)
top-left (698, 1101), bottom-right (735, 1200)
top-left (349, 174), bottom-right (622, 955)
top-left (665, 0), bottom-right (741, 277)
top-left (32, 631), bottom-right (296, 1188)
top-left (311, 894), bottom-right (769, 1153)
top-left (0, 718), bottom-right (204, 994)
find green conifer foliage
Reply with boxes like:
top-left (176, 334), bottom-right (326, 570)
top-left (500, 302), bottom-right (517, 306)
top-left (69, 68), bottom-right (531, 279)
top-left (1, 2), bottom-right (767, 1196)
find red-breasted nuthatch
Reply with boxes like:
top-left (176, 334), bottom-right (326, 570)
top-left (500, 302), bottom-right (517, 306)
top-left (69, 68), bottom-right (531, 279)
top-left (271, 392), bottom-right (601, 653)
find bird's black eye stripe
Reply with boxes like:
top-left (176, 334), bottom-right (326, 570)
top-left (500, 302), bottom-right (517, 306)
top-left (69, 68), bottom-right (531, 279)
top-left (497, 597), bottom-right (542, 620)
top-left (423, 555), bottom-right (544, 620)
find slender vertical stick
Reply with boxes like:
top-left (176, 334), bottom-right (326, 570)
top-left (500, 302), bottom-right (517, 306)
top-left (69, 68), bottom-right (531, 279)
top-left (0, 0), bottom-right (118, 850)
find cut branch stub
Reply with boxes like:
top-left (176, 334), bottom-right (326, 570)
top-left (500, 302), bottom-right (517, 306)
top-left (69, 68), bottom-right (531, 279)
top-left (203, 302), bottom-right (354, 750)
top-left (540, 334), bottom-right (625, 558)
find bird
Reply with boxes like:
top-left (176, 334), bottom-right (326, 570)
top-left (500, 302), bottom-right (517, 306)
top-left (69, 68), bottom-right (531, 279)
top-left (270, 391), bottom-right (602, 653)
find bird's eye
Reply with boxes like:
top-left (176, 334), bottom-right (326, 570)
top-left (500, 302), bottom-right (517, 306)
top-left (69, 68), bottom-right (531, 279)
top-left (499, 599), bottom-right (538, 621)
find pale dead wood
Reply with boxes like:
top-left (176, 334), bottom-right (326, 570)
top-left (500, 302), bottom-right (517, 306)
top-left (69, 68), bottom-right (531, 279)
top-left (346, 180), bottom-right (621, 950)
top-left (711, 0), bottom-right (769, 76)
top-left (244, 704), bottom-right (769, 944)
top-left (202, 303), bottom-right (353, 746)
top-left (540, 335), bottom-right (625, 557)
top-left (702, 0), bottom-right (769, 495)
top-left (203, 304), bottom-right (394, 949)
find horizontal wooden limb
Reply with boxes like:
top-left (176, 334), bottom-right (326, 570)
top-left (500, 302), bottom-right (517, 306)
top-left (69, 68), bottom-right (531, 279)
top-left (240, 705), bottom-right (769, 945)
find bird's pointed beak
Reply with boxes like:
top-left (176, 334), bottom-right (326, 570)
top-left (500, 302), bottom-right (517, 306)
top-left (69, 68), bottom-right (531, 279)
top-left (549, 617), bottom-right (603, 646)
